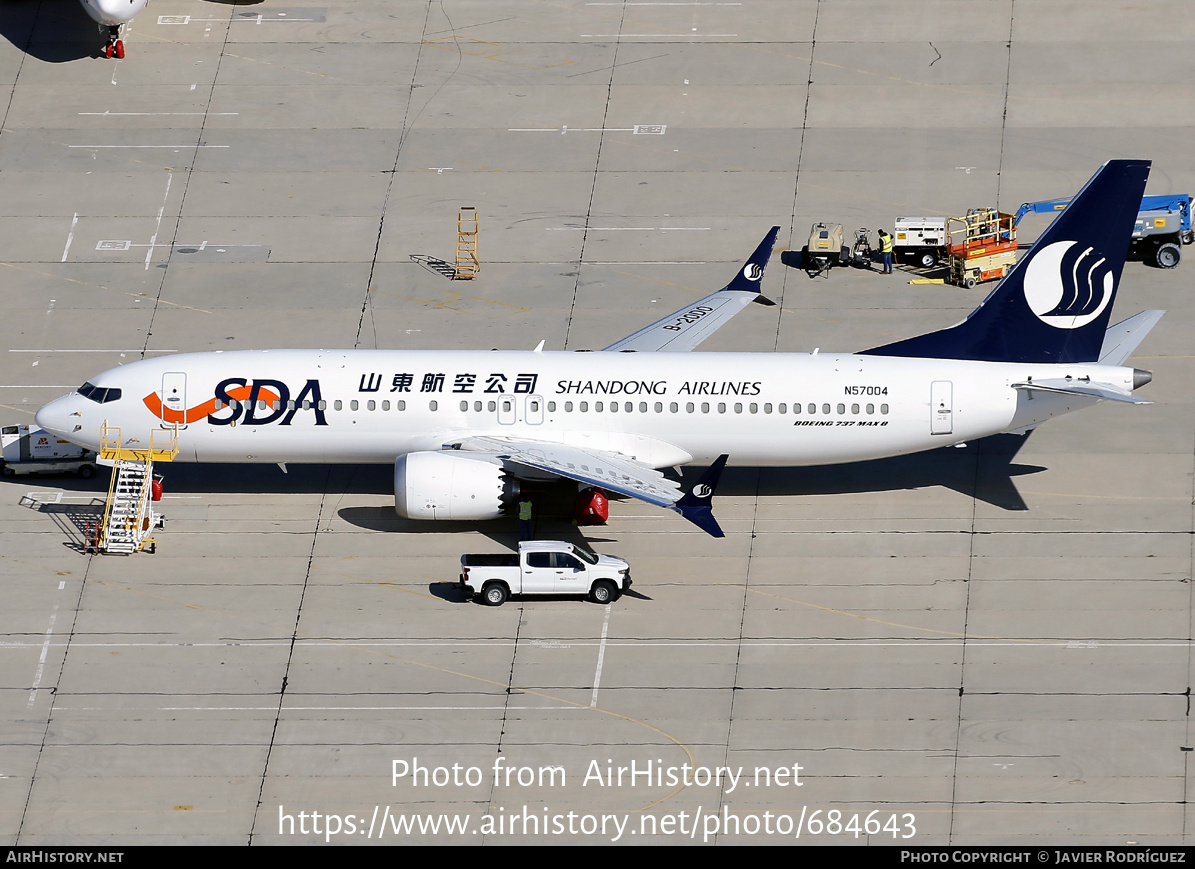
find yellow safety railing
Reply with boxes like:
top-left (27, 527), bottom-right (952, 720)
top-left (99, 422), bottom-right (178, 463)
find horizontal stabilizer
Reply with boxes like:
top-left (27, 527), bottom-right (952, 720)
top-left (1099, 309), bottom-right (1164, 365)
top-left (1011, 380), bottom-right (1151, 405)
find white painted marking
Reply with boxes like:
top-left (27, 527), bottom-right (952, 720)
top-left (590, 606), bottom-right (612, 707)
top-left (79, 112), bottom-right (238, 117)
top-left (131, 706), bottom-right (580, 712)
top-left (427, 167), bottom-right (453, 174)
top-left (28, 609), bottom-right (58, 708)
top-left (548, 226), bottom-right (710, 231)
top-left (96, 240), bottom-right (131, 251)
top-left (581, 33), bottom-right (737, 37)
top-left (5, 639), bottom-right (1188, 652)
top-left (8, 350), bottom-right (177, 353)
top-left (146, 173), bottom-right (173, 270)
top-left (24, 490), bottom-right (63, 503)
top-left (60, 213), bottom-right (79, 263)
top-left (157, 15), bottom-right (316, 25)
top-left (69, 145), bottom-right (229, 149)
top-left (509, 127), bottom-right (635, 133)
top-left (58, 582), bottom-right (65, 590)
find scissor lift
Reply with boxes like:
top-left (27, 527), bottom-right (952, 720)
top-left (947, 208), bottom-right (1018, 288)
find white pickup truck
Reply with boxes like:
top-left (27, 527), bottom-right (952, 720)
top-left (460, 540), bottom-right (631, 606)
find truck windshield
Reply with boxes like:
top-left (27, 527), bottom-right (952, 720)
top-left (573, 548), bottom-right (598, 565)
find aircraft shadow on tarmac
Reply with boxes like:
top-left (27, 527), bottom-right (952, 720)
top-left (5, 433), bottom-right (1041, 549)
top-left (1, 0), bottom-right (106, 63)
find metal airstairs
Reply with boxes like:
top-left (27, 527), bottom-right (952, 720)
top-left (92, 423), bottom-right (178, 554)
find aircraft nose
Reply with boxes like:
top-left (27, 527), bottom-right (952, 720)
top-left (35, 395), bottom-right (81, 440)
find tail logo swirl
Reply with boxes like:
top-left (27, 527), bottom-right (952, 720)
top-left (1023, 240), bottom-right (1115, 330)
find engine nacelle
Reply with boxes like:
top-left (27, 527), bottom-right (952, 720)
top-left (394, 451), bottom-right (518, 521)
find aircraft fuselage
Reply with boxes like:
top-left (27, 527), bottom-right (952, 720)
top-left (35, 349), bottom-right (1125, 469)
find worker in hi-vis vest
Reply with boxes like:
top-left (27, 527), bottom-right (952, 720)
top-left (519, 499), bottom-right (533, 541)
top-left (878, 229), bottom-right (894, 274)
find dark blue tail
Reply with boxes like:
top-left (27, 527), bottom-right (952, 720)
top-left (862, 160), bottom-right (1151, 363)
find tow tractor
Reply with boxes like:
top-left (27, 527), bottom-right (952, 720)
top-left (1, 425), bottom-right (97, 478)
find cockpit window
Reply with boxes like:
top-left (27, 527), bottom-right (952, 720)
top-left (77, 382), bottom-right (122, 404)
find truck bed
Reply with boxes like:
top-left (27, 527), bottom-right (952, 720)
top-left (461, 553), bottom-right (520, 568)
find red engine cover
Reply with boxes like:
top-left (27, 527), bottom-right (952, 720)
top-left (574, 488), bottom-right (609, 525)
top-left (151, 479), bottom-right (163, 502)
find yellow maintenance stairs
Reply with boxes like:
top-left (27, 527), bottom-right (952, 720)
top-left (455, 206), bottom-right (479, 280)
top-left (91, 423), bottom-right (178, 554)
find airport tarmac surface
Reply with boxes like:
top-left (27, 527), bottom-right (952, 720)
top-left (2, 0), bottom-right (1194, 847)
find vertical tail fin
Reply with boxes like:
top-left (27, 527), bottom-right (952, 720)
top-left (862, 160), bottom-right (1151, 363)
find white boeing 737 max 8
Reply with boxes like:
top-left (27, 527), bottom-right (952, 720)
top-left (36, 160), bottom-right (1162, 536)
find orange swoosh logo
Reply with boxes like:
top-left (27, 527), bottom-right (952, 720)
top-left (143, 385), bottom-right (281, 424)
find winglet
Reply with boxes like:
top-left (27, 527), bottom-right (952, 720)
top-left (724, 226), bottom-right (780, 294)
top-left (601, 228), bottom-right (782, 353)
top-left (672, 454), bottom-right (730, 537)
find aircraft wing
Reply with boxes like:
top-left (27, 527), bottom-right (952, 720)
top-left (455, 436), bottom-right (683, 506)
top-left (451, 437), bottom-right (730, 536)
top-left (601, 226), bottom-right (779, 352)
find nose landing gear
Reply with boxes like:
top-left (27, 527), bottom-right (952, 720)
top-left (103, 26), bottom-right (125, 59)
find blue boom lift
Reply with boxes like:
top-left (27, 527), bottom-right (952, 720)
top-left (1014, 194), bottom-right (1192, 269)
